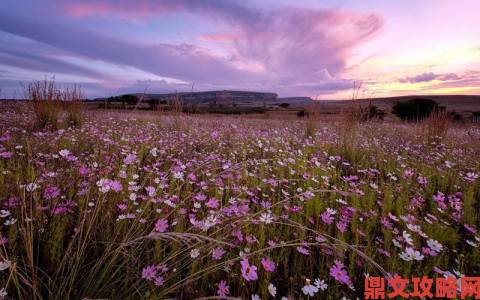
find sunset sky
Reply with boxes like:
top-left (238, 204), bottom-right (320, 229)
top-left (0, 0), bottom-right (479, 99)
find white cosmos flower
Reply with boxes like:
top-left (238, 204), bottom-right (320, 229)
top-left (427, 239), bottom-right (443, 253)
top-left (25, 182), bottom-right (38, 192)
top-left (399, 247), bottom-right (424, 261)
top-left (173, 171), bottom-right (184, 180)
top-left (259, 212), bottom-right (274, 224)
top-left (150, 147), bottom-right (158, 157)
top-left (190, 248), bottom-right (200, 258)
top-left (466, 240), bottom-right (478, 247)
top-left (402, 231), bottom-right (413, 246)
top-left (0, 210), bottom-right (10, 218)
top-left (302, 283), bottom-right (319, 296)
top-left (59, 149), bottom-right (70, 157)
top-left (314, 278), bottom-right (328, 291)
top-left (268, 283), bottom-right (277, 297)
top-left (0, 260), bottom-right (11, 271)
top-left (3, 218), bottom-right (16, 226)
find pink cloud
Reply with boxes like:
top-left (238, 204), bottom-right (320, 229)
top-left (197, 33), bottom-right (237, 42)
top-left (2, 1), bottom-right (384, 97)
top-left (63, 2), bottom-right (179, 18)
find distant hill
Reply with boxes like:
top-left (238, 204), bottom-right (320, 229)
top-left (276, 97), bottom-right (314, 106)
top-left (95, 90), bottom-right (314, 108)
top-left (340, 95), bottom-right (480, 113)
top-left (313, 95), bottom-right (480, 119)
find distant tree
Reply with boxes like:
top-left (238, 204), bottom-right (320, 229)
top-left (447, 111), bottom-right (463, 122)
top-left (472, 111), bottom-right (480, 123)
top-left (148, 99), bottom-right (159, 110)
top-left (279, 103), bottom-right (290, 108)
top-left (121, 95), bottom-right (139, 106)
top-left (297, 110), bottom-right (308, 117)
top-left (392, 98), bottom-right (439, 121)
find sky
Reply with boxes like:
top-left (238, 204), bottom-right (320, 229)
top-left (0, 0), bottom-right (479, 99)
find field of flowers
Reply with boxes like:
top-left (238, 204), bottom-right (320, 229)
top-left (0, 102), bottom-right (479, 299)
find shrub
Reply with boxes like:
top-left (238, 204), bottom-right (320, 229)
top-left (297, 110), bottom-right (308, 117)
top-left (392, 98), bottom-right (439, 121)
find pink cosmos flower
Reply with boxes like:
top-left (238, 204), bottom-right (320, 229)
top-left (217, 280), bottom-right (230, 297)
top-left (206, 198), bottom-right (219, 209)
top-left (0, 151), bottom-right (12, 158)
top-left (141, 265), bottom-right (157, 281)
top-left (296, 246), bottom-right (310, 255)
top-left (329, 260), bottom-right (352, 287)
top-left (212, 247), bottom-right (226, 260)
top-left (154, 219), bottom-right (169, 233)
top-left (109, 180), bottom-right (123, 192)
top-left (240, 258), bottom-right (258, 282)
top-left (417, 176), bottom-right (428, 186)
top-left (154, 276), bottom-right (164, 287)
top-left (320, 210), bottom-right (333, 225)
top-left (79, 166), bottom-right (89, 175)
top-left (124, 153), bottom-right (137, 165)
top-left (261, 257), bottom-right (276, 272)
top-left (43, 186), bottom-right (60, 200)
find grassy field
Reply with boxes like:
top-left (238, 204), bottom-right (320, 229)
top-left (0, 102), bottom-right (479, 299)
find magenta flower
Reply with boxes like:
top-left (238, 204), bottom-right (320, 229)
top-left (141, 265), bottom-right (157, 281)
top-left (124, 153), bottom-right (137, 165)
top-left (0, 151), bottom-right (12, 158)
top-left (217, 280), bottom-right (230, 297)
top-left (212, 247), bottom-right (226, 260)
top-left (329, 260), bottom-right (352, 287)
top-left (154, 219), bottom-right (169, 233)
top-left (240, 258), bottom-right (258, 281)
top-left (296, 246), bottom-right (310, 255)
top-left (154, 276), bottom-right (164, 287)
top-left (417, 175), bottom-right (428, 186)
top-left (261, 257), bottom-right (276, 272)
top-left (43, 186), bottom-right (60, 200)
top-left (78, 166), bottom-right (89, 175)
top-left (320, 209), bottom-right (335, 225)
top-left (206, 198), bottom-right (219, 209)
top-left (109, 180), bottom-right (123, 192)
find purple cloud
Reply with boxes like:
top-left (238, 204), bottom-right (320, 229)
top-left (398, 72), bottom-right (460, 83)
top-left (0, 1), bottom-right (383, 97)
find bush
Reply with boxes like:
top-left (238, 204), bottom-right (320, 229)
top-left (392, 98), bottom-right (439, 121)
top-left (297, 110), bottom-right (308, 117)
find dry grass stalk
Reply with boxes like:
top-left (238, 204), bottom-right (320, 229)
top-left (421, 109), bottom-right (452, 142)
top-left (25, 79), bottom-right (62, 130)
top-left (337, 82), bottom-right (363, 149)
top-left (62, 84), bottom-right (84, 127)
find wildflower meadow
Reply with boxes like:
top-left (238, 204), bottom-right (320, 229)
top-left (0, 102), bottom-right (479, 299)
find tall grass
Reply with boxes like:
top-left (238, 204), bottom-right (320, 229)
top-left (25, 79), bottom-right (62, 130)
top-left (24, 79), bottom-right (84, 130)
top-left (61, 85), bottom-right (84, 127)
top-left (421, 109), bottom-right (452, 142)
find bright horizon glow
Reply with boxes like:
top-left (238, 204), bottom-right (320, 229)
top-left (0, 0), bottom-right (479, 99)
